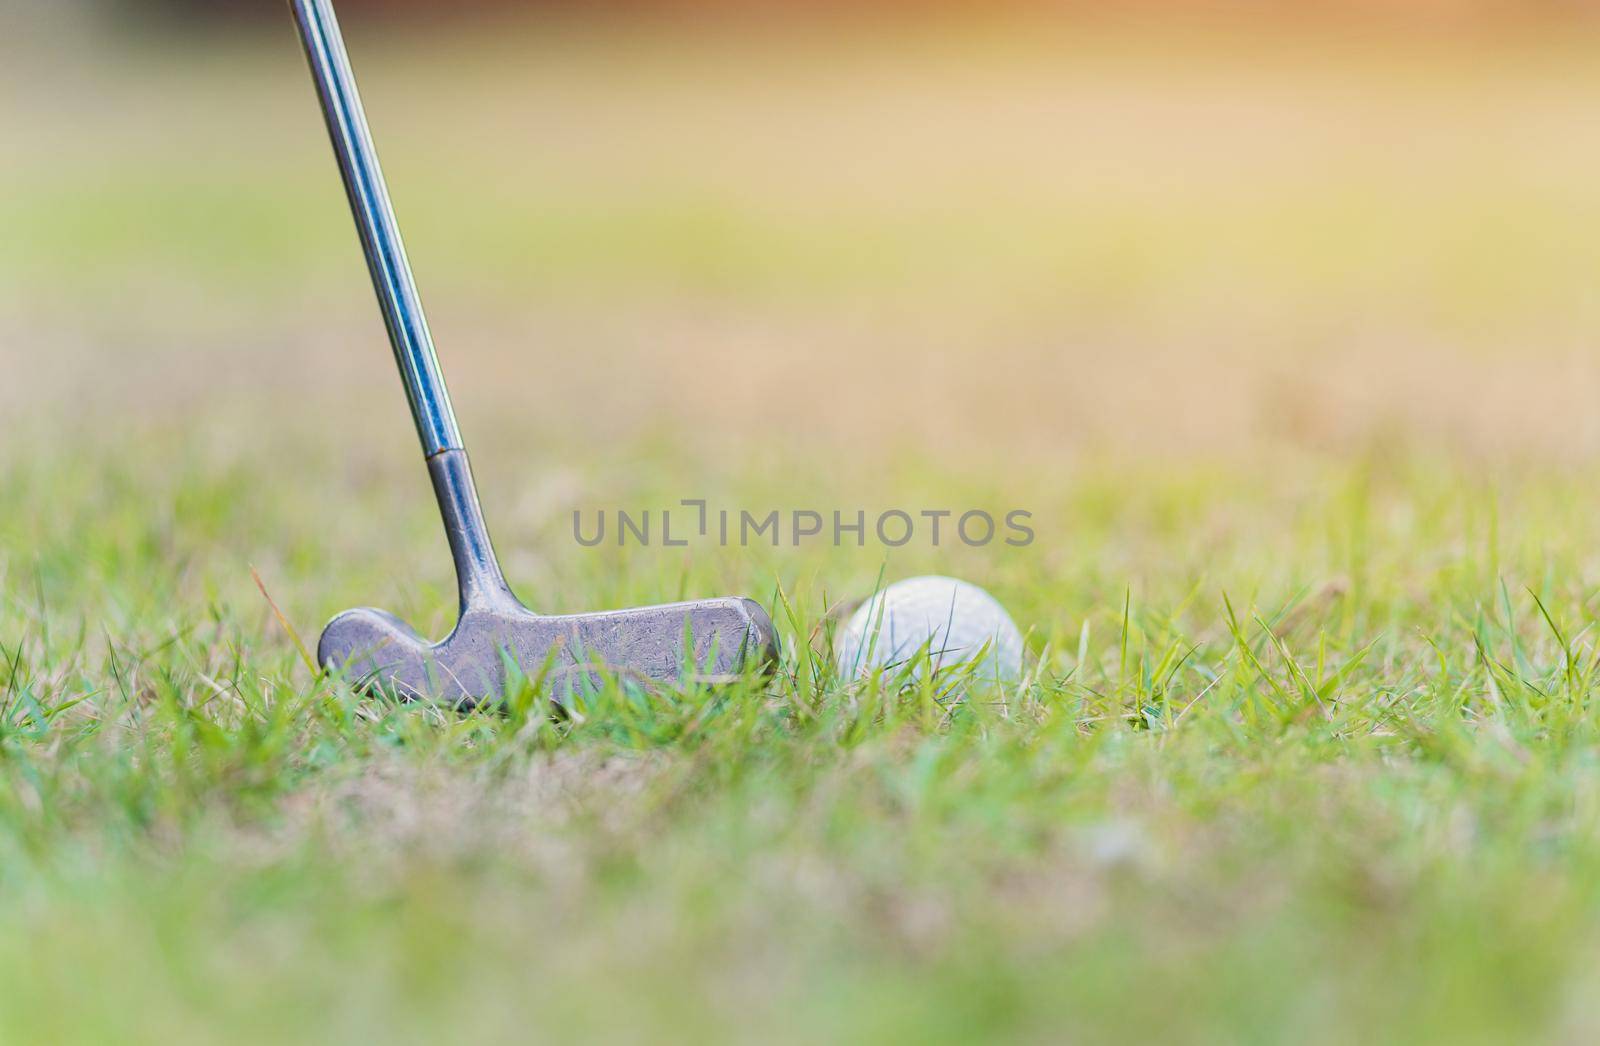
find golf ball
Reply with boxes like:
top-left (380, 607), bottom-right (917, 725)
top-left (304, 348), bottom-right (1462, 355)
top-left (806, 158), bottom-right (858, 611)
top-left (835, 575), bottom-right (1024, 684)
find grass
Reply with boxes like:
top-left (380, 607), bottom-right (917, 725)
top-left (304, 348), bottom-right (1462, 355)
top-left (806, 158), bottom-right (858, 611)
top-left (9, 13), bottom-right (1600, 1043)
top-left (9, 436), bottom-right (1600, 1043)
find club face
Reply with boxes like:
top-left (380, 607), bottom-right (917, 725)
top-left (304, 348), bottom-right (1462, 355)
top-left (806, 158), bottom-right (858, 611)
top-left (317, 597), bottom-right (778, 708)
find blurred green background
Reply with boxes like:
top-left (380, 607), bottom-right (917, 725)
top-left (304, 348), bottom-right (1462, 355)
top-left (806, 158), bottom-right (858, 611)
top-left (6, 1), bottom-right (1600, 470)
top-left (9, 0), bottom-right (1600, 658)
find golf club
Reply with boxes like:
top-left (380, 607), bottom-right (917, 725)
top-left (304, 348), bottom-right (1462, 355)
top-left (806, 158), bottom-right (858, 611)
top-left (289, 0), bottom-right (778, 707)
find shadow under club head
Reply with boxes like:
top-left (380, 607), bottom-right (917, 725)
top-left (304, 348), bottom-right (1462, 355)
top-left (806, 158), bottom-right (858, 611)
top-left (317, 596), bottom-right (779, 708)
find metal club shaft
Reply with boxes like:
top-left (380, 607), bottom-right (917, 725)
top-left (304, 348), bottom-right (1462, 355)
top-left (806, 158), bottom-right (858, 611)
top-left (291, 0), bottom-right (516, 612)
top-left (290, 0), bottom-right (460, 458)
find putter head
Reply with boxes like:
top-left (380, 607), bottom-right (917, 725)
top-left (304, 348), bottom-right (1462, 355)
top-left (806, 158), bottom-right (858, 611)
top-left (317, 596), bottom-right (778, 708)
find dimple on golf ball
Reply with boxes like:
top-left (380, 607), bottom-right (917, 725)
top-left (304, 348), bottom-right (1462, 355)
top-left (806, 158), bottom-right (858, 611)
top-left (835, 575), bottom-right (1024, 685)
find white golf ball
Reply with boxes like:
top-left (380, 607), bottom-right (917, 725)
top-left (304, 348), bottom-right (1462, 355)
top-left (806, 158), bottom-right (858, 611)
top-left (835, 575), bottom-right (1024, 685)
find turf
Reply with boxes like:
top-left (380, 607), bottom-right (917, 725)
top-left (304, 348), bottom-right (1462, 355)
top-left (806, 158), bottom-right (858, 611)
top-left (7, 14), bottom-right (1600, 1043)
